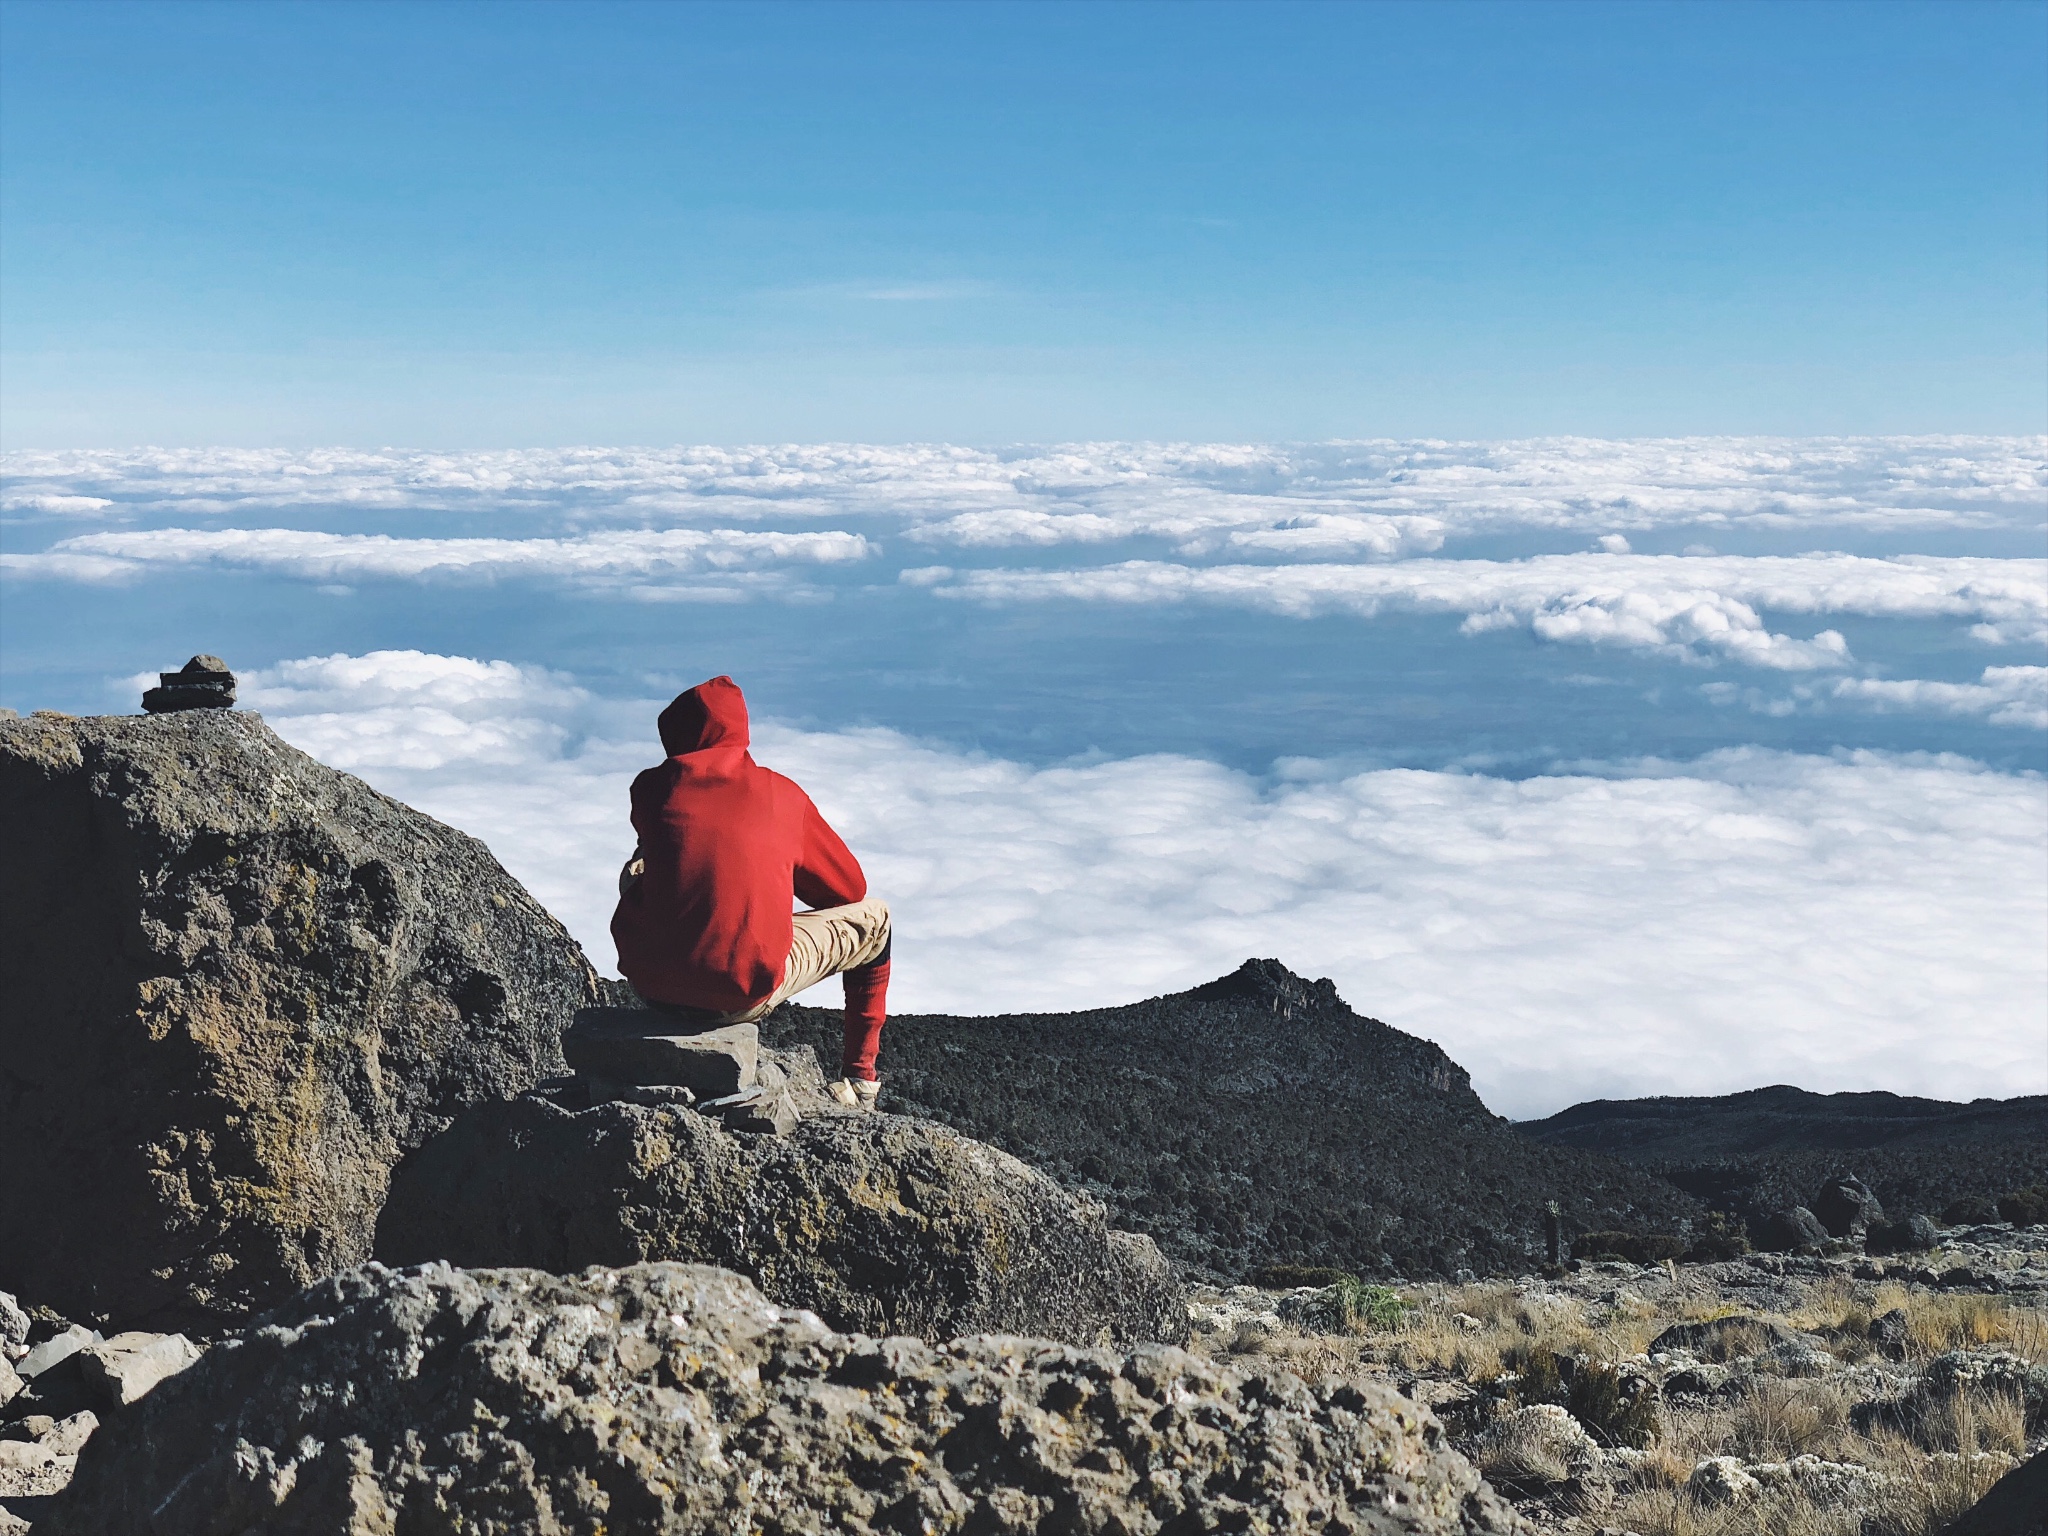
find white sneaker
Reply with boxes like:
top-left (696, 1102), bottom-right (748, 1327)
top-left (829, 1077), bottom-right (881, 1111)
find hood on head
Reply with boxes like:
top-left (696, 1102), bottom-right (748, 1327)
top-left (657, 675), bottom-right (750, 756)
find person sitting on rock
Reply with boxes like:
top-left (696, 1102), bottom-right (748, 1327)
top-left (611, 675), bottom-right (891, 1110)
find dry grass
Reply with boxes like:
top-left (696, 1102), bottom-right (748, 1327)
top-left (1194, 1269), bottom-right (2046, 1536)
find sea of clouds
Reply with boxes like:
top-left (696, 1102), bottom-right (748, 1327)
top-left (230, 648), bottom-right (2045, 1120)
top-left (9, 436), bottom-right (2044, 1117)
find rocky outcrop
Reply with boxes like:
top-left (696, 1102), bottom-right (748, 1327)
top-left (377, 1051), bottom-right (1186, 1348)
top-left (761, 959), bottom-right (1703, 1282)
top-left (0, 711), bottom-right (598, 1331)
top-left (46, 1261), bottom-right (1524, 1536)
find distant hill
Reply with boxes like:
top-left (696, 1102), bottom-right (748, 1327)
top-left (1516, 1086), bottom-right (2048, 1220)
top-left (760, 958), bottom-right (1702, 1282)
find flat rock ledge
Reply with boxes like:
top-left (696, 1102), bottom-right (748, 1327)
top-left (45, 1261), bottom-right (1524, 1536)
top-left (376, 1076), bottom-right (1188, 1350)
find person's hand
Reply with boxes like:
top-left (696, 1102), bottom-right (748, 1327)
top-left (618, 852), bottom-right (645, 895)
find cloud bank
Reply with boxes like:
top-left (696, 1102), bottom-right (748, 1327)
top-left (241, 650), bottom-right (2048, 1119)
top-left (6, 437), bottom-right (2041, 543)
top-left (5, 526), bottom-right (872, 594)
top-left (921, 553), bottom-right (2048, 669)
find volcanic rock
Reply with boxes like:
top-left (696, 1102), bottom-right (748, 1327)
top-left (760, 958), bottom-right (1701, 1280)
top-left (1812, 1174), bottom-right (1883, 1238)
top-left (0, 711), bottom-right (598, 1331)
top-left (564, 1008), bottom-right (758, 1099)
top-left (45, 1260), bottom-right (1523, 1536)
top-left (139, 655), bottom-right (235, 714)
top-left (376, 1059), bottom-right (1185, 1348)
top-left (1943, 1448), bottom-right (2048, 1536)
top-left (1757, 1206), bottom-right (1829, 1253)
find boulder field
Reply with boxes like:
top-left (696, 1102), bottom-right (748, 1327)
top-left (43, 1261), bottom-right (1525, 1536)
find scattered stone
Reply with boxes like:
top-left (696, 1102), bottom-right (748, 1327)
top-left (139, 655), bottom-right (235, 714)
top-left (1687, 1455), bottom-right (1761, 1503)
top-left (0, 1296), bottom-right (25, 1353)
top-left (0, 710), bottom-right (598, 1329)
top-left (1866, 1213), bottom-right (1938, 1254)
top-left (1812, 1175), bottom-right (1884, 1239)
top-left (1747, 1454), bottom-right (1886, 1505)
top-left (563, 1009), bottom-right (758, 1100)
top-left (0, 1360), bottom-right (18, 1410)
top-left (1661, 1361), bottom-right (1735, 1397)
top-left (47, 1261), bottom-right (1525, 1536)
top-left (1757, 1206), bottom-right (1828, 1252)
top-left (722, 1085), bottom-right (798, 1136)
top-left (75, 1333), bottom-right (201, 1407)
top-left (1921, 1349), bottom-right (2048, 1421)
top-left (1453, 1312), bottom-right (1484, 1332)
top-left (1764, 1338), bottom-right (1836, 1378)
top-left (17, 1327), bottom-right (97, 1382)
top-left (1648, 1315), bottom-right (1793, 1361)
top-left (0, 1420), bottom-right (53, 1445)
top-left (377, 1089), bottom-right (1187, 1348)
top-left (39, 1412), bottom-right (96, 1457)
top-left (1867, 1306), bottom-right (1910, 1358)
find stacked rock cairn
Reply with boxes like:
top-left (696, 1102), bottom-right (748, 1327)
top-left (561, 1006), bottom-right (800, 1136)
top-left (141, 656), bottom-right (235, 713)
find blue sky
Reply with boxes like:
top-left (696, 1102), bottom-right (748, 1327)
top-left (3, 0), bottom-right (2044, 445)
top-left (1, 4), bottom-right (2043, 1113)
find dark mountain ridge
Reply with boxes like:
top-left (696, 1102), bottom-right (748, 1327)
top-left (760, 958), bottom-right (1704, 1282)
top-left (1517, 1085), bottom-right (2047, 1221)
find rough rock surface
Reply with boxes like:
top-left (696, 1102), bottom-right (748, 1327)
top-left (0, 711), bottom-right (598, 1330)
top-left (761, 959), bottom-right (1702, 1280)
top-left (47, 1261), bottom-right (1525, 1536)
top-left (377, 1056), bottom-right (1187, 1348)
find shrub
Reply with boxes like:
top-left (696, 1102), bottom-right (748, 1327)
top-left (1684, 1211), bottom-right (1751, 1263)
top-left (1328, 1275), bottom-right (1412, 1331)
top-left (1940, 1194), bottom-right (1999, 1226)
top-left (1576, 1231), bottom-right (1689, 1265)
top-left (1247, 1263), bottom-right (1354, 1289)
top-left (1501, 1342), bottom-right (1567, 1405)
top-left (1996, 1185), bottom-right (2048, 1227)
top-left (1567, 1361), bottom-right (1661, 1449)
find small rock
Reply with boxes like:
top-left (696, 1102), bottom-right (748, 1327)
top-left (0, 1295), bottom-right (26, 1351)
top-left (723, 1086), bottom-right (798, 1137)
top-left (1663, 1362), bottom-right (1735, 1396)
top-left (0, 1358), bottom-right (19, 1410)
top-left (563, 1010), bottom-right (758, 1099)
top-left (1452, 1312), bottom-right (1484, 1332)
top-left (1765, 1339), bottom-right (1835, 1378)
top-left (1, 1418), bottom-right (55, 1444)
top-left (0, 1439), bottom-right (56, 1475)
top-left (19, 1326), bottom-right (98, 1380)
top-left (1688, 1455), bottom-right (1761, 1503)
top-left (40, 1412), bottom-right (97, 1457)
top-left (140, 655), bottom-right (236, 714)
top-left (1868, 1307), bottom-right (1910, 1358)
top-left (76, 1332), bottom-right (201, 1407)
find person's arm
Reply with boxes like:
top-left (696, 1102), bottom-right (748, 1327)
top-left (792, 793), bottom-right (867, 910)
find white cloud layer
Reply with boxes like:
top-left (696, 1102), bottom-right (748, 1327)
top-left (5, 437), bottom-right (2041, 546)
top-left (923, 553), bottom-right (2048, 669)
top-left (3, 526), bottom-right (872, 594)
top-left (1707, 666), bottom-right (2048, 730)
top-left (242, 651), bottom-right (2048, 1119)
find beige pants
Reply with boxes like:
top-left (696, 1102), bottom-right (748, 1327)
top-left (731, 897), bottom-right (891, 1022)
top-left (621, 852), bottom-right (891, 1024)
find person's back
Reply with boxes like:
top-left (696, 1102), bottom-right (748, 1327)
top-left (611, 675), bottom-right (892, 1107)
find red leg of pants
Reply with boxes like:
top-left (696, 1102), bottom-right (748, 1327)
top-left (841, 957), bottom-right (890, 1082)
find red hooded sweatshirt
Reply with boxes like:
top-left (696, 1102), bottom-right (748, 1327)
top-left (610, 676), bottom-right (867, 1012)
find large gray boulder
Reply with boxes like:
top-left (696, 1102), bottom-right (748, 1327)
top-left (45, 1261), bottom-right (1525, 1535)
top-left (377, 1061), bottom-right (1188, 1349)
top-left (0, 711), bottom-right (598, 1331)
